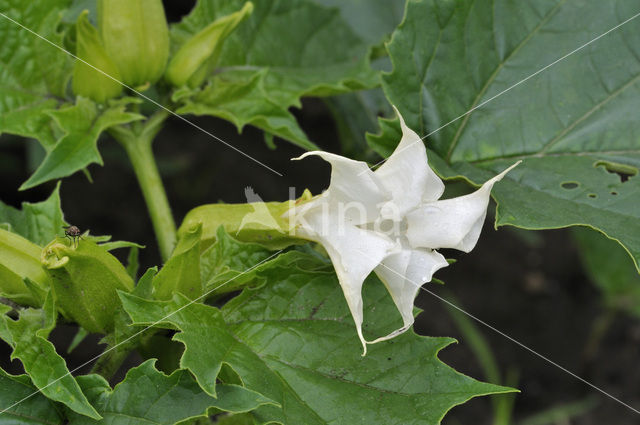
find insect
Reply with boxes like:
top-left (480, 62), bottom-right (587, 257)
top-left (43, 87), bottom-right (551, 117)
top-left (63, 225), bottom-right (82, 248)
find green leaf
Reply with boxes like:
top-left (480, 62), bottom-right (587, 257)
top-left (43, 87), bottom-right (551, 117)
top-left (67, 327), bottom-right (89, 354)
top-left (65, 360), bottom-right (274, 425)
top-left (0, 367), bottom-right (64, 425)
top-left (97, 240), bottom-right (144, 252)
top-left (308, 0), bottom-right (405, 45)
top-left (170, 0), bottom-right (380, 149)
top-left (326, 88), bottom-right (394, 159)
top-left (377, 0), bottom-right (640, 270)
top-left (97, 268), bottom-right (159, 379)
top-left (173, 69), bottom-right (315, 149)
top-left (200, 227), bottom-right (272, 291)
top-left (120, 254), bottom-right (513, 425)
top-left (0, 183), bottom-right (65, 246)
top-left (214, 413), bottom-right (256, 425)
top-left (0, 0), bottom-right (73, 147)
top-left (0, 293), bottom-right (100, 419)
top-left (125, 246), bottom-right (139, 280)
top-left (573, 227), bottom-right (640, 316)
top-left (21, 97), bottom-right (143, 190)
top-left (200, 227), bottom-right (328, 295)
top-left (153, 223), bottom-right (202, 300)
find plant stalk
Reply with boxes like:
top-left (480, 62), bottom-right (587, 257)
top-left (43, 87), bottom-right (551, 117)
top-left (110, 111), bottom-right (175, 261)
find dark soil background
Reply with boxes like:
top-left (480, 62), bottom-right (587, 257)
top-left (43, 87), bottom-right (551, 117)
top-left (2, 2), bottom-right (640, 424)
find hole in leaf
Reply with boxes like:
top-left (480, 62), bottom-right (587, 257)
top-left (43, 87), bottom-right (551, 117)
top-left (588, 193), bottom-right (597, 199)
top-left (594, 160), bottom-right (638, 182)
top-left (561, 182), bottom-right (579, 189)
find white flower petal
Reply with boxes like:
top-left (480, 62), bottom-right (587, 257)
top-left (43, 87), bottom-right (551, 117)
top-left (405, 162), bottom-right (520, 252)
top-left (294, 151), bottom-right (388, 225)
top-left (375, 106), bottom-right (444, 218)
top-left (370, 248), bottom-right (448, 344)
top-left (297, 207), bottom-right (396, 355)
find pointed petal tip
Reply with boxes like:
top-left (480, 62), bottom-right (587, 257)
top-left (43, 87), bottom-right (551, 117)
top-left (358, 330), bottom-right (368, 356)
top-left (291, 151), bottom-right (321, 161)
top-left (506, 159), bottom-right (522, 173)
top-left (485, 160), bottom-right (522, 186)
top-left (499, 159), bottom-right (521, 178)
top-left (391, 105), bottom-right (409, 131)
top-left (365, 325), bottom-right (411, 346)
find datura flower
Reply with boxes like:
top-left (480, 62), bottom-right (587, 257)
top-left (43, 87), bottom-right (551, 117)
top-left (287, 108), bottom-right (520, 355)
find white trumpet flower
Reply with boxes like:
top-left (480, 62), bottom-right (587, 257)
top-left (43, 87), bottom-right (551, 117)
top-left (287, 107), bottom-right (520, 355)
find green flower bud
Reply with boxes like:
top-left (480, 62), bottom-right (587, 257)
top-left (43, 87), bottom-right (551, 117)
top-left (0, 229), bottom-right (50, 307)
top-left (152, 223), bottom-right (202, 301)
top-left (72, 10), bottom-right (123, 103)
top-left (98, 0), bottom-right (170, 87)
top-left (165, 2), bottom-right (254, 87)
top-left (177, 190), bottom-right (311, 251)
top-left (41, 238), bottom-right (134, 334)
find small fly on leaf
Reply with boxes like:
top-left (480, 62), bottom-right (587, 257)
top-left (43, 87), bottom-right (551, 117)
top-left (63, 225), bottom-right (82, 248)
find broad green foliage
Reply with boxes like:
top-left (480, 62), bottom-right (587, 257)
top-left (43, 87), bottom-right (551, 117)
top-left (1, 1), bottom-right (142, 190)
top-left (0, 0), bottom-right (71, 147)
top-left (111, 267), bottom-right (156, 348)
top-left (96, 267), bottom-right (158, 380)
top-left (309, 0), bottom-right (405, 46)
top-left (120, 254), bottom-right (513, 425)
top-left (326, 89), bottom-right (395, 160)
top-left (170, 0), bottom-right (380, 149)
top-left (1, 0), bottom-right (387, 191)
top-left (0, 367), bottom-right (64, 425)
top-left (21, 98), bottom-right (143, 189)
top-left (0, 0), bottom-right (573, 422)
top-left (0, 181), bottom-right (65, 247)
top-left (66, 360), bottom-right (274, 424)
top-left (200, 227), bottom-right (273, 293)
top-left (215, 413), bottom-right (256, 425)
top-left (375, 0), bottom-right (640, 270)
top-left (200, 227), bottom-right (327, 295)
top-left (0, 295), bottom-right (100, 419)
top-left (573, 227), bottom-right (640, 316)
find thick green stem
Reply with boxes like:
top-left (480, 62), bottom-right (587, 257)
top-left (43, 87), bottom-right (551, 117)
top-left (111, 111), bottom-right (175, 261)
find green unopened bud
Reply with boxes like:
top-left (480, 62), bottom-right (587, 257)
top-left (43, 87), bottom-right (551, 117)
top-left (177, 190), bottom-right (311, 251)
top-left (165, 2), bottom-right (254, 87)
top-left (98, 0), bottom-right (169, 87)
top-left (72, 11), bottom-right (123, 103)
top-left (41, 238), bottom-right (134, 333)
top-left (152, 223), bottom-right (202, 301)
top-left (0, 229), bottom-right (49, 306)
